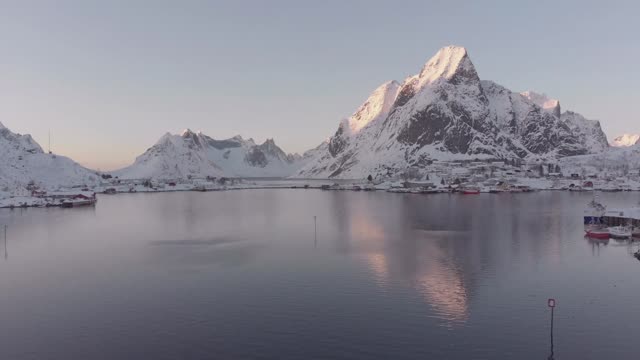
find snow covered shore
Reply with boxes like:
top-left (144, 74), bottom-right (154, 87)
top-left (3, 175), bottom-right (640, 210)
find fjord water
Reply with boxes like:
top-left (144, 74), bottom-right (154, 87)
top-left (1, 190), bottom-right (639, 360)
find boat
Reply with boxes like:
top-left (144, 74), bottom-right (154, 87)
top-left (515, 185), bottom-right (535, 192)
top-left (585, 228), bottom-right (610, 239)
top-left (60, 198), bottom-right (97, 208)
top-left (421, 188), bottom-right (442, 194)
top-left (461, 187), bottom-right (480, 195)
top-left (103, 188), bottom-right (117, 195)
top-left (608, 226), bottom-right (632, 239)
top-left (60, 193), bottom-right (97, 208)
top-left (584, 198), bottom-right (606, 225)
top-left (488, 187), bottom-right (505, 193)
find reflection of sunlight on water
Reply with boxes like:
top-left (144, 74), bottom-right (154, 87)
top-left (350, 216), bottom-right (386, 244)
top-left (351, 212), bottom-right (470, 326)
top-left (364, 253), bottom-right (389, 286)
top-left (414, 231), bottom-right (470, 327)
top-left (349, 214), bottom-right (390, 287)
top-left (416, 260), bottom-right (469, 326)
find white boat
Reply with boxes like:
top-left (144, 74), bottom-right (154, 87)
top-left (584, 198), bottom-right (606, 225)
top-left (608, 226), bottom-right (632, 239)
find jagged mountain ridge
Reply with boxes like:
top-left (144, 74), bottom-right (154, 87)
top-left (0, 122), bottom-right (101, 193)
top-left (116, 130), bottom-right (305, 179)
top-left (297, 46), bottom-right (609, 179)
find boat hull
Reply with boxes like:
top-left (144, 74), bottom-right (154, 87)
top-left (585, 230), bottom-right (610, 239)
top-left (61, 199), bottom-right (97, 208)
top-left (610, 233), bottom-right (631, 239)
top-left (608, 227), bottom-right (632, 239)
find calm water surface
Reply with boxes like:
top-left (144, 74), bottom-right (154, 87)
top-left (1, 190), bottom-right (640, 359)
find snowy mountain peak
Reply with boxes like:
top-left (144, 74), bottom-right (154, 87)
top-left (346, 80), bottom-right (401, 135)
top-left (521, 91), bottom-right (561, 117)
top-left (418, 45), bottom-right (478, 85)
top-left (181, 128), bottom-right (196, 137)
top-left (0, 121), bottom-right (5, 130)
top-left (297, 45), bottom-right (611, 179)
top-left (611, 134), bottom-right (640, 147)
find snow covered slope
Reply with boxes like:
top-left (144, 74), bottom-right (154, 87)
top-left (559, 144), bottom-right (640, 176)
top-left (519, 91), bottom-right (608, 153)
top-left (297, 46), bottom-right (610, 179)
top-left (0, 122), bottom-right (101, 195)
top-left (116, 130), bottom-right (305, 179)
top-left (611, 134), bottom-right (640, 147)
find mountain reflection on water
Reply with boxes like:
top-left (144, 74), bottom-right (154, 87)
top-left (1, 190), bottom-right (639, 359)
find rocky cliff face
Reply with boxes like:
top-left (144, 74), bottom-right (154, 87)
top-left (297, 46), bottom-right (609, 179)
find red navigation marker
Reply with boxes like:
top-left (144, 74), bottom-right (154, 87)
top-left (548, 298), bottom-right (556, 308)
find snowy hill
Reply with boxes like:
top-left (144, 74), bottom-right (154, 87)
top-left (115, 130), bottom-right (305, 179)
top-left (0, 122), bottom-right (101, 196)
top-left (611, 134), bottom-right (640, 147)
top-left (559, 144), bottom-right (640, 176)
top-left (297, 46), bottom-right (610, 179)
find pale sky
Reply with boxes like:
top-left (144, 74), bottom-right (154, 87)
top-left (1, 0), bottom-right (638, 170)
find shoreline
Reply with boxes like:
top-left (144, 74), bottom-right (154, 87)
top-left (2, 183), bottom-right (638, 210)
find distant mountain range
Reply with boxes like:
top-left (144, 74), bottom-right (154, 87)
top-left (114, 129), bottom-right (307, 179)
top-left (1, 45), bottom-right (636, 189)
top-left (297, 46), bottom-right (610, 178)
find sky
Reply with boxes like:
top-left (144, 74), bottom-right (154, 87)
top-left (1, 0), bottom-right (639, 170)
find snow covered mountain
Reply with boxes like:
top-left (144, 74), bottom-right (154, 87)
top-left (610, 134), bottom-right (640, 147)
top-left (297, 46), bottom-right (609, 179)
top-left (115, 130), bottom-right (305, 179)
top-left (0, 122), bottom-right (101, 195)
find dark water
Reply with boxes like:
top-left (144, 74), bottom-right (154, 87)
top-left (1, 190), bottom-right (640, 360)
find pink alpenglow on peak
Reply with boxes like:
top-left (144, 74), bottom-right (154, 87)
top-left (181, 129), bottom-right (196, 137)
top-left (346, 80), bottom-right (400, 135)
top-left (297, 45), bottom-right (611, 179)
top-left (610, 134), bottom-right (640, 147)
top-left (521, 91), bottom-right (561, 117)
top-left (418, 45), bottom-right (476, 85)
